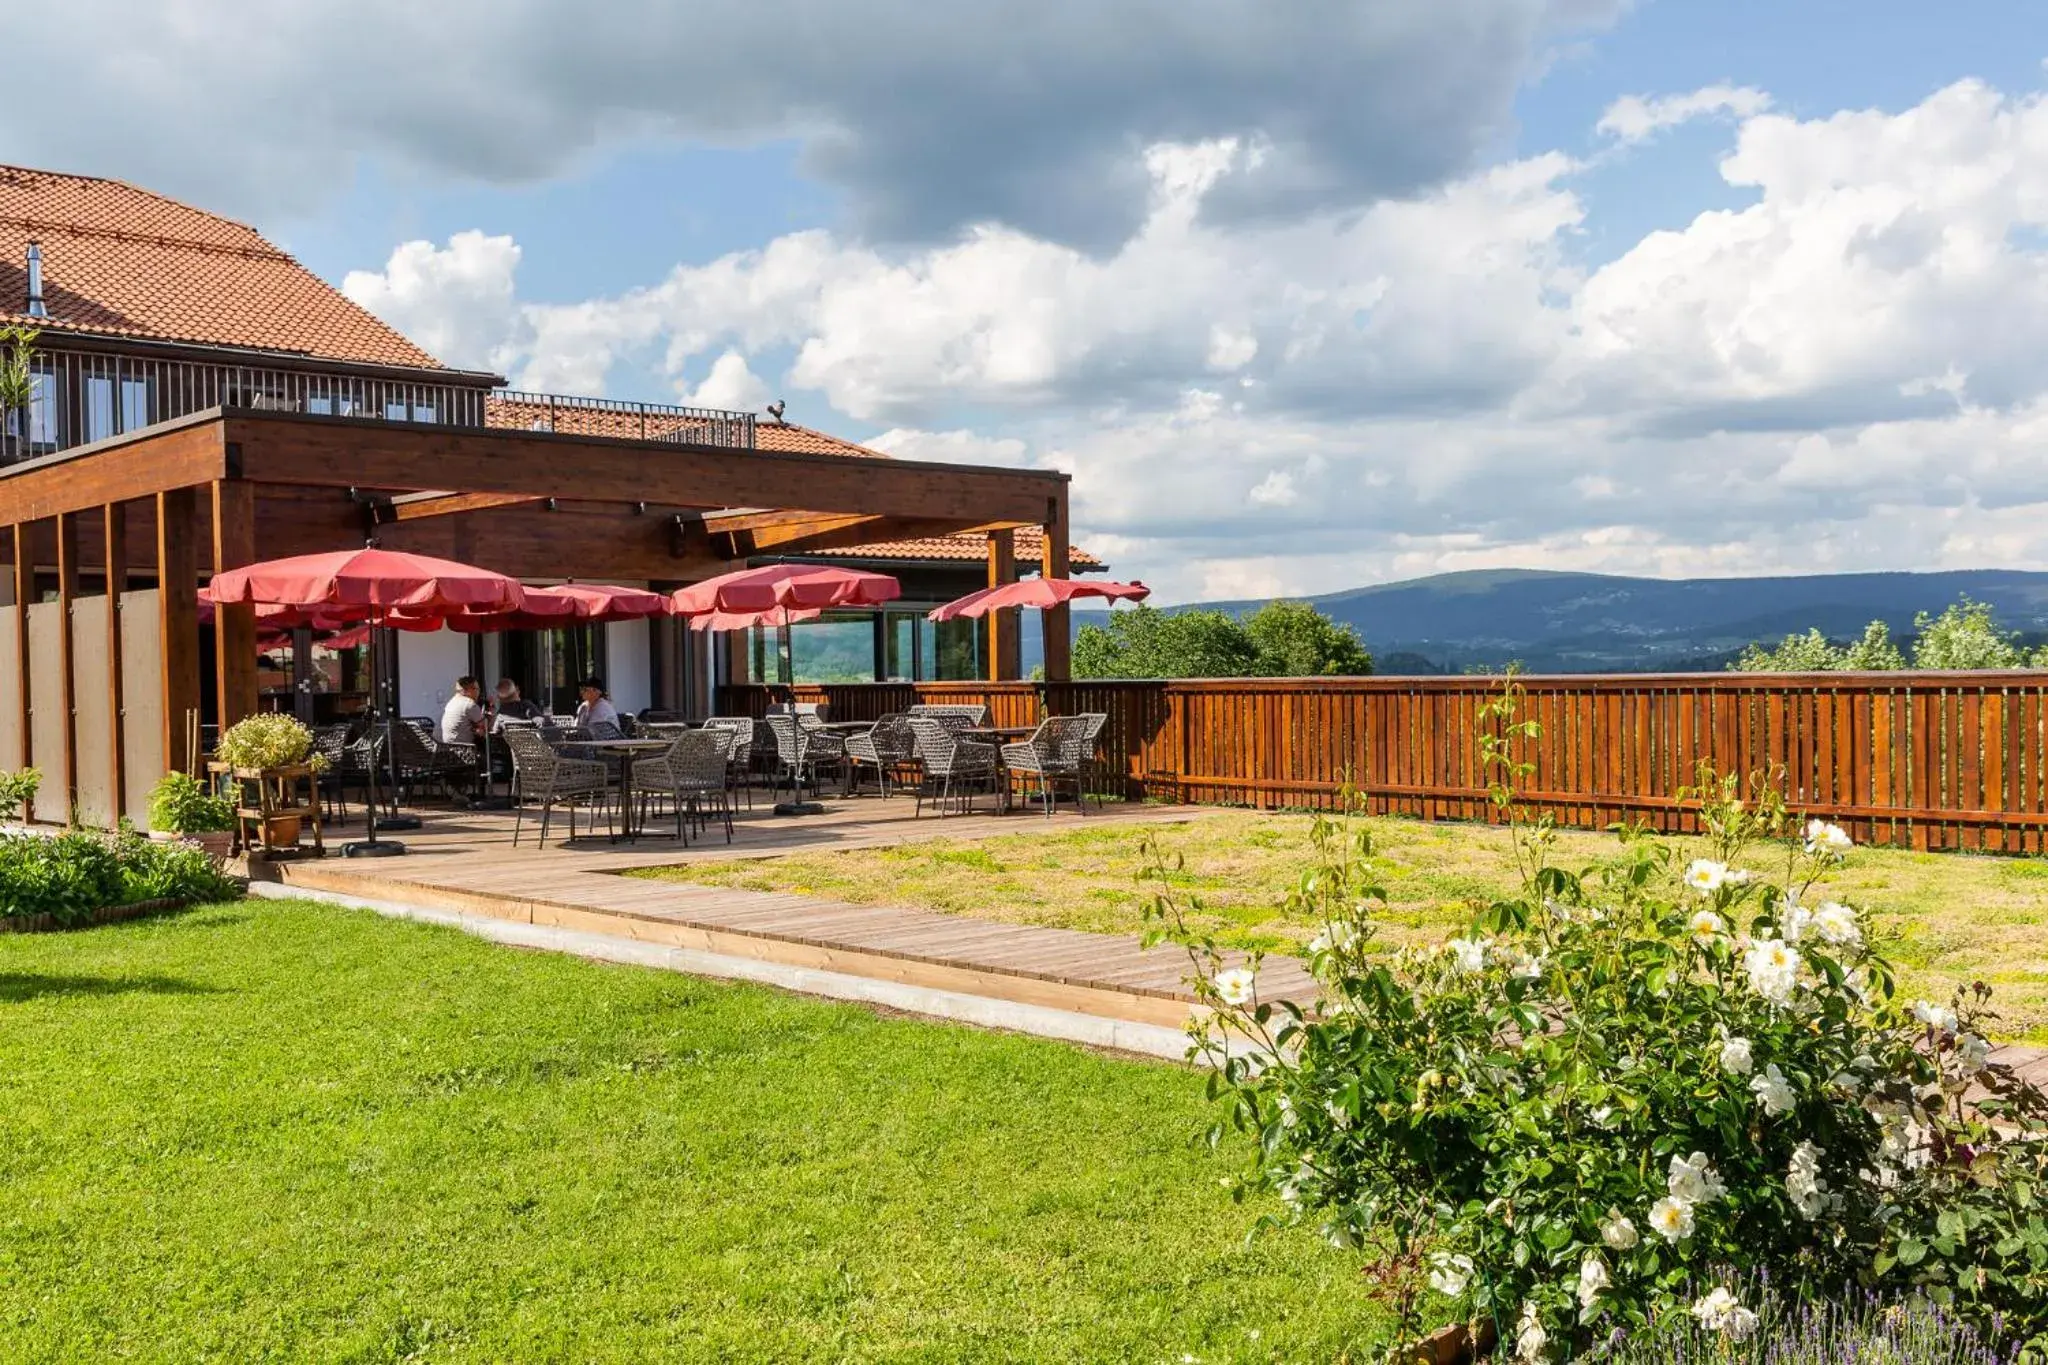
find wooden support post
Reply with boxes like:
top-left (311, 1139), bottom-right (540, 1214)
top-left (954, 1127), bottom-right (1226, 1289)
top-left (54, 511), bottom-right (79, 818)
top-left (10, 522), bottom-right (30, 812)
top-left (986, 529), bottom-right (1019, 681)
top-left (103, 502), bottom-right (128, 821)
top-left (210, 480), bottom-right (258, 733)
top-left (157, 488), bottom-right (201, 777)
top-left (1040, 500), bottom-right (1072, 682)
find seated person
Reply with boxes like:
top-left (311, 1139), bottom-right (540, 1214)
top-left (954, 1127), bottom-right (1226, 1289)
top-left (440, 676), bottom-right (486, 747)
top-left (493, 678), bottom-right (544, 724)
top-left (574, 676), bottom-right (620, 734)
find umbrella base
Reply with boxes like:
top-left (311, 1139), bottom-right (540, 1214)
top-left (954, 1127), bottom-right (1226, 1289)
top-left (378, 813), bottom-right (423, 831)
top-left (467, 795), bottom-right (516, 811)
top-left (342, 839), bottom-right (408, 858)
top-left (772, 801), bottom-right (828, 817)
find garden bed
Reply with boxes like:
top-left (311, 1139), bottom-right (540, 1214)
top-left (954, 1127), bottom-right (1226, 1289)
top-left (0, 896), bottom-right (200, 934)
top-left (0, 828), bottom-right (242, 931)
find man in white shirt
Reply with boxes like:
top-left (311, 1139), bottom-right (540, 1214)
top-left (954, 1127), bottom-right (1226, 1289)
top-left (574, 676), bottom-right (619, 732)
top-left (440, 676), bottom-right (486, 746)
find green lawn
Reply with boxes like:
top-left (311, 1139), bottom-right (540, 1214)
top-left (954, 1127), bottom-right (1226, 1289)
top-left (0, 900), bottom-right (1381, 1363)
top-left (636, 811), bottom-right (2048, 1043)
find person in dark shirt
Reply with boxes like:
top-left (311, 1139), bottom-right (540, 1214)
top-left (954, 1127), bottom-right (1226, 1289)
top-left (493, 677), bottom-right (544, 724)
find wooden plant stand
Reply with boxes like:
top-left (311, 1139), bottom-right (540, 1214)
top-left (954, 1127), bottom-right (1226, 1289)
top-left (209, 762), bottom-right (326, 858)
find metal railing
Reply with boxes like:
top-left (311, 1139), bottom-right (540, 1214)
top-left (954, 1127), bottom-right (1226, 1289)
top-left (0, 344), bottom-right (756, 466)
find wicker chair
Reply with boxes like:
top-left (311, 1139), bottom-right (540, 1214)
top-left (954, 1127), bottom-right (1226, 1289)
top-left (1000, 714), bottom-right (1098, 817)
top-left (843, 713), bottom-right (916, 797)
top-left (700, 717), bottom-right (758, 810)
top-left (907, 715), bottom-right (1000, 817)
top-left (637, 728), bottom-right (734, 843)
top-left (392, 719), bottom-right (476, 802)
top-left (908, 703), bottom-right (988, 730)
top-left (503, 727), bottom-right (612, 846)
top-left (312, 723), bottom-right (374, 824)
top-left (766, 713), bottom-right (845, 800)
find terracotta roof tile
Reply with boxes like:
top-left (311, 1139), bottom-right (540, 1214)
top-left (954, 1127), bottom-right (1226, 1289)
top-left (753, 421), bottom-right (890, 459)
top-left (0, 164), bottom-right (446, 370)
top-left (816, 524), bottom-right (1105, 570)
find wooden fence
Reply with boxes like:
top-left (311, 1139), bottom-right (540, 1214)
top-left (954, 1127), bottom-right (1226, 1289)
top-left (717, 673), bottom-right (2048, 853)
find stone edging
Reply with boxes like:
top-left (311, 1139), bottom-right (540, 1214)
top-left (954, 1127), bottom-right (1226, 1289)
top-left (0, 897), bottom-right (198, 934)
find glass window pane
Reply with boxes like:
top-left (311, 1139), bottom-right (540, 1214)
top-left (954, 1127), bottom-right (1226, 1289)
top-left (788, 611), bottom-right (877, 684)
top-left (120, 377), bottom-right (150, 431)
top-left (86, 375), bottom-right (115, 443)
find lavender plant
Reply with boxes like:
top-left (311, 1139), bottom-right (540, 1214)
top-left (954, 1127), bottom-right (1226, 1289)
top-left (1143, 679), bottom-right (2048, 1361)
top-left (1584, 1287), bottom-right (2014, 1365)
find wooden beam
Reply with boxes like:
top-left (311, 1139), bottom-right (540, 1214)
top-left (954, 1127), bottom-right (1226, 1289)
top-left (1041, 497), bottom-right (1071, 682)
top-left (54, 511), bottom-right (79, 817)
top-left (11, 522), bottom-right (31, 816)
top-left (103, 502), bottom-right (128, 821)
top-left (0, 421), bottom-right (227, 525)
top-left (211, 481), bottom-right (259, 733)
top-left (383, 491), bottom-right (543, 522)
top-left (986, 529), bottom-right (1018, 682)
top-left (223, 412), bottom-right (1065, 525)
top-left (157, 489), bottom-right (201, 777)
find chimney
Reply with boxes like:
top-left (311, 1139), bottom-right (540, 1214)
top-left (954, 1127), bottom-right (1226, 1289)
top-left (25, 240), bottom-right (48, 318)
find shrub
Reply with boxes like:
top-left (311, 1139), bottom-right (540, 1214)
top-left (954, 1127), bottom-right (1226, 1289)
top-left (1584, 1286), bottom-right (2009, 1364)
top-left (147, 772), bottom-right (236, 835)
top-left (215, 714), bottom-right (319, 772)
top-left (0, 766), bottom-right (42, 823)
top-left (1145, 682), bottom-right (2048, 1360)
top-left (0, 828), bottom-right (239, 925)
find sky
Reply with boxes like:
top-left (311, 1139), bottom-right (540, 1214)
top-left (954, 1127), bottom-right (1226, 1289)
top-left (6, 1), bottom-right (2048, 604)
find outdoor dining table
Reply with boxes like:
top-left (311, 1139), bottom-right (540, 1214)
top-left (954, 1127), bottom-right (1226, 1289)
top-left (963, 726), bottom-right (1039, 812)
top-left (567, 737), bottom-right (675, 844)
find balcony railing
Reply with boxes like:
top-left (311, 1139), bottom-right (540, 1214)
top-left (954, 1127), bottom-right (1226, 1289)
top-left (0, 345), bottom-right (756, 466)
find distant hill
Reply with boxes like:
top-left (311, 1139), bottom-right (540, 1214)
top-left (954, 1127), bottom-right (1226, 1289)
top-left (1034, 569), bottom-right (2048, 675)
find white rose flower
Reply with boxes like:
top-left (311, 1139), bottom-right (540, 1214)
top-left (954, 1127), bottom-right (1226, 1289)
top-left (1718, 1036), bottom-right (1754, 1076)
top-left (1327, 920), bottom-right (1359, 950)
top-left (1446, 937), bottom-right (1488, 973)
top-left (1781, 902), bottom-right (1813, 945)
top-left (1427, 1251), bottom-right (1474, 1297)
top-left (1667, 1152), bottom-right (1725, 1204)
top-left (1599, 1208), bottom-right (1638, 1250)
top-left (1804, 819), bottom-right (1854, 857)
top-left (1683, 859), bottom-right (1728, 895)
top-left (1648, 1195), bottom-right (1695, 1243)
top-left (1515, 1303), bottom-right (1548, 1363)
top-left (1952, 1032), bottom-right (1993, 1078)
top-left (1912, 999), bottom-right (1958, 1035)
top-left (1510, 950), bottom-right (1545, 981)
top-left (1691, 1287), bottom-right (1759, 1339)
top-left (1742, 936), bottom-right (1802, 1007)
top-left (1576, 1253), bottom-right (1611, 1310)
top-left (1687, 909), bottom-right (1727, 946)
top-left (1750, 1063), bottom-right (1796, 1117)
top-left (1812, 901), bottom-right (1862, 949)
top-left (1212, 967), bottom-right (1256, 1006)
top-left (1786, 1140), bottom-right (1831, 1219)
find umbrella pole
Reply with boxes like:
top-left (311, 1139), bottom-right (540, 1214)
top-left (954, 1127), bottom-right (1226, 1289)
top-left (343, 609), bottom-right (407, 857)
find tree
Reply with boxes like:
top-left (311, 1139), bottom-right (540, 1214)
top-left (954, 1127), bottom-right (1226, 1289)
top-left (1242, 600), bottom-right (1373, 676)
top-left (1911, 596), bottom-right (2026, 670)
top-left (1072, 600), bottom-right (1372, 679)
top-left (0, 326), bottom-right (38, 460)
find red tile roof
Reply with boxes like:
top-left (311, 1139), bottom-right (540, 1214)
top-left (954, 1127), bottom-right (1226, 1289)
top-left (753, 420), bottom-right (889, 459)
top-left (818, 524), bottom-right (1105, 570)
top-left (0, 164), bottom-right (448, 370)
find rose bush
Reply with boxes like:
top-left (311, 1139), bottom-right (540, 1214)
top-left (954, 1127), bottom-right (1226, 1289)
top-left (1143, 683), bottom-right (2048, 1360)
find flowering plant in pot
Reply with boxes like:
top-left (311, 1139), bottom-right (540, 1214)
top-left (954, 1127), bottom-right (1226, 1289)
top-left (214, 714), bottom-right (323, 848)
top-left (146, 772), bottom-right (236, 862)
top-left (1145, 681), bottom-right (2048, 1362)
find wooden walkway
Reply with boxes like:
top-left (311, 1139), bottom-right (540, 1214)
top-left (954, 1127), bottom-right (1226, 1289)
top-left (259, 798), bottom-right (1317, 1032)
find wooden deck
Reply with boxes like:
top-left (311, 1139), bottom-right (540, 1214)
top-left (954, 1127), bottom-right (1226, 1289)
top-left (256, 796), bottom-right (1318, 1032)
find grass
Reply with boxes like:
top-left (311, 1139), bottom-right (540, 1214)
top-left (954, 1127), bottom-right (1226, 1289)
top-left (0, 899), bottom-right (1383, 1363)
top-left (635, 811), bottom-right (2048, 1044)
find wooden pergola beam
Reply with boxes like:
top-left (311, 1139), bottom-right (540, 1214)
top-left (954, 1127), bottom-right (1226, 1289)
top-left (382, 491), bottom-right (544, 523)
top-left (0, 420), bottom-right (226, 524)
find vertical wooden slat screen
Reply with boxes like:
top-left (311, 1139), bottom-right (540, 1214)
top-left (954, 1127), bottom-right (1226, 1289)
top-left (716, 672), bottom-right (2048, 848)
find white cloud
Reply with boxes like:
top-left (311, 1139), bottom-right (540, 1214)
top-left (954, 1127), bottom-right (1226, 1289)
top-left (1596, 84), bottom-right (1773, 143)
top-left (679, 351), bottom-right (774, 412)
top-left (341, 231), bottom-right (526, 375)
top-left (0, 0), bottom-right (1620, 248)
top-left (338, 77), bottom-right (2048, 605)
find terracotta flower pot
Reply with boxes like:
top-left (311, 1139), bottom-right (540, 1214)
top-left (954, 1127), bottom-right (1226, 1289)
top-left (151, 829), bottom-right (236, 864)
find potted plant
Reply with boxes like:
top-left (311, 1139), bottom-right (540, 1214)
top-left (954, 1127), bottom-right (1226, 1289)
top-left (146, 771), bottom-right (237, 863)
top-left (213, 714), bottom-right (323, 850)
top-left (0, 325), bottom-right (39, 467)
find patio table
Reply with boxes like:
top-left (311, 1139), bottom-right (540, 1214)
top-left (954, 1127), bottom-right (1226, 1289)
top-left (569, 737), bottom-right (675, 844)
top-left (964, 726), bottom-right (1040, 812)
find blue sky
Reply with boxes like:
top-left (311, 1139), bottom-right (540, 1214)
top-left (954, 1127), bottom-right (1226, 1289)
top-left (9, 1), bottom-right (2048, 601)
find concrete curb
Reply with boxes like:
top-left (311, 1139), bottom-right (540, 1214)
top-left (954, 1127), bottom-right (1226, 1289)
top-left (249, 883), bottom-right (1202, 1062)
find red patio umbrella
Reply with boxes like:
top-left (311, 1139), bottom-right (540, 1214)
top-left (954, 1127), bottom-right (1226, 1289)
top-left (670, 564), bottom-right (900, 616)
top-left (927, 577), bottom-right (1149, 622)
top-left (206, 549), bottom-right (524, 857)
top-left (686, 606), bottom-right (824, 632)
